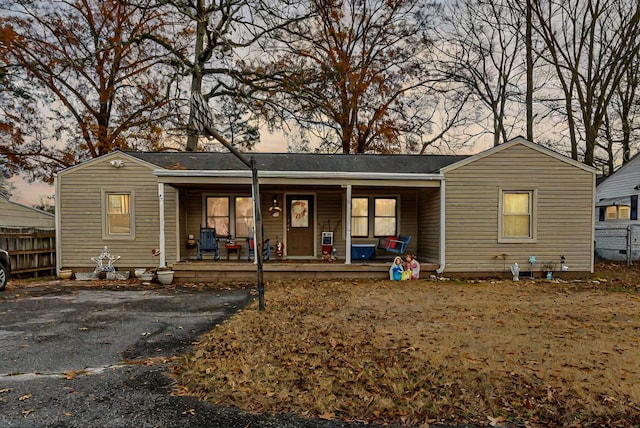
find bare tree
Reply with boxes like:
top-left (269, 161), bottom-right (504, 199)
top-left (435, 0), bottom-right (528, 147)
top-left (0, 163), bottom-right (13, 198)
top-left (0, 0), bottom-right (183, 182)
top-left (599, 52), bottom-right (640, 173)
top-left (246, 0), bottom-right (455, 154)
top-left (530, 0), bottom-right (640, 166)
top-left (146, 0), bottom-right (309, 152)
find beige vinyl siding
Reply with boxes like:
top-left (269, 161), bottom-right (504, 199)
top-left (0, 197), bottom-right (54, 229)
top-left (399, 190), bottom-right (418, 256)
top-left (417, 188), bottom-right (440, 263)
top-left (316, 190), bottom-right (341, 256)
top-left (443, 144), bottom-right (594, 273)
top-left (58, 156), bottom-right (177, 270)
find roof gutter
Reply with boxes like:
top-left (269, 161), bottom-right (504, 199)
top-left (153, 169), bottom-right (444, 181)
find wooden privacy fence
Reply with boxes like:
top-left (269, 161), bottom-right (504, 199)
top-left (0, 227), bottom-right (56, 277)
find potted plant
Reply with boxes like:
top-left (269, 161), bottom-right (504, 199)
top-left (58, 269), bottom-right (73, 280)
top-left (156, 266), bottom-right (174, 285)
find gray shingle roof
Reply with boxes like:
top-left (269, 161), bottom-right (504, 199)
top-left (125, 152), bottom-right (468, 174)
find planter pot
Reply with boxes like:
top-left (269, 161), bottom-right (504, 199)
top-left (58, 269), bottom-right (73, 280)
top-left (75, 272), bottom-right (98, 281)
top-left (156, 270), bottom-right (174, 285)
top-left (140, 273), bottom-right (154, 284)
top-left (106, 271), bottom-right (130, 280)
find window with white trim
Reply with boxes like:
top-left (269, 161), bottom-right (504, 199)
top-left (235, 197), bottom-right (254, 237)
top-left (104, 191), bottom-right (134, 238)
top-left (351, 197), bottom-right (369, 237)
top-left (205, 196), bottom-right (255, 237)
top-left (605, 205), bottom-right (630, 220)
top-left (206, 197), bottom-right (230, 236)
top-left (500, 190), bottom-right (535, 241)
top-left (374, 198), bottom-right (397, 237)
top-left (350, 196), bottom-right (398, 238)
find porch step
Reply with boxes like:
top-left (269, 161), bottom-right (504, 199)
top-left (172, 261), bottom-right (438, 283)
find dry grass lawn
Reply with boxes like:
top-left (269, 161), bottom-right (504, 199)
top-left (171, 263), bottom-right (640, 427)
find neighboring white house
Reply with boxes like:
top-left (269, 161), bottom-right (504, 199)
top-left (595, 154), bottom-right (640, 261)
top-left (0, 194), bottom-right (55, 229)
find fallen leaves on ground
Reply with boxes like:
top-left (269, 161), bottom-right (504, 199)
top-left (171, 268), bottom-right (640, 427)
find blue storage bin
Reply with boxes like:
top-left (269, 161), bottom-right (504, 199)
top-left (351, 244), bottom-right (375, 260)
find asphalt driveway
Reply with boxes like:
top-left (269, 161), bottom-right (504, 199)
top-left (0, 281), bottom-right (368, 428)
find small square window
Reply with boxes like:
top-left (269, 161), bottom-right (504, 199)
top-left (618, 206), bottom-right (630, 219)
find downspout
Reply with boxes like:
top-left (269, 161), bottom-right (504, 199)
top-left (345, 184), bottom-right (352, 264)
top-left (436, 179), bottom-right (446, 274)
top-left (54, 175), bottom-right (61, 275)
top-left (158, 183), bottom-right (166, 267)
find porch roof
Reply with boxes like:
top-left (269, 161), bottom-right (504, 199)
top-left (125, 152), bottom-right (469, 175)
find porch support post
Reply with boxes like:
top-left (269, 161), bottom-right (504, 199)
top-left (251, 158), bottom-right (265, 311)
top-left (436, 179), bottom-right (446, 274)
top-left (345, 184), bottom-right (352, 264)
top-left (158, 183), bottom-right (166, 267)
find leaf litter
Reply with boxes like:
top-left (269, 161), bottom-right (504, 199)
top-left (167, 264), bottom-right (639, 426)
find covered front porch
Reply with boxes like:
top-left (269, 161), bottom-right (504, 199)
top-left (153, 158), bottom-right (448, 278)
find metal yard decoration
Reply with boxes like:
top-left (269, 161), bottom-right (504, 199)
top-left (190, 92), bottom-right (266, 310)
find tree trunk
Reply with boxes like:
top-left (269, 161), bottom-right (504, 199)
top-left (186, 0), bottom-right (206, 152)
top-left (526, 0), bottom-right (533, 141)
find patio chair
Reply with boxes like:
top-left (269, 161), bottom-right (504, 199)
top-left (196, 226), bottom-right (220, 261)
top-left (246, 237), bottom-right (271, 261)
top-left (376, 235), bottom-right (411, 255)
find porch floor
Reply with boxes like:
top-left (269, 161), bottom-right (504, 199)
top-left (172, 259), bottom-right (438, 282)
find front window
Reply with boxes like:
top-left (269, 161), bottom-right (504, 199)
top-left (105, 192), bottom-right (133, 237)
top-left (501, 191), bottom-right (534, 240)
top-left (235, 197), bottom-right (254, 237)
top-left (206, 197), bottom-right (229, 236)
top-left (351, 197), bottom-right (369, 237)
top-left (374, 198), bottom-right (397, 236)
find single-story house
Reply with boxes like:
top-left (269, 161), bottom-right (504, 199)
top-left (54, 137), bottom-right (595, 281)
top-left (595, 153), bottom-right (640, 261)
top-left (0, 194), bottom-right (55, 229)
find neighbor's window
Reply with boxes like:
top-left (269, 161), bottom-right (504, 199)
top-left (206, 197), bottom-right (229, 236)
top-left (235, 197), bottom-right (254, 237)
top-left (351, 197), bottom-right (369, 237)
top-left (106, 192), bottom-right (132, 236)
top-left (606, 205), bottom-right (630, 220)
top-left (501, 191), bottom-right (533, 239)
top-left (374, 198), bottom-right (397, 236)
top-left (619, 206), bottom-right (631, 219)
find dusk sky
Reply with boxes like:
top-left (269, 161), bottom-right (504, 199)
top-left (9, 130), bottom-right (292, 206)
